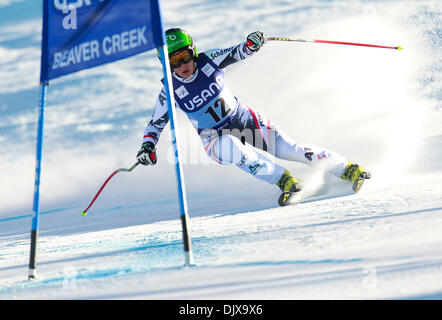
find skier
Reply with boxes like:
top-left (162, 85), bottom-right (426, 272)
top-left (137, 28), bottom-right (371, 206)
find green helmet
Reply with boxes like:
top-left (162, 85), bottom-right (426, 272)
top-left (157, 28), bottom-right (198, 60)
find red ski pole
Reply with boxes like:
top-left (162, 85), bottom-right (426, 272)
top-left (266, 36), bottom-right (402, 50)
top-left (81, 162), bottom-right (139, 216)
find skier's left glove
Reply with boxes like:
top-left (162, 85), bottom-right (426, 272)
top-left (137, 141), bottom-right (157, 166)
top-left (246, 31), bottom-right (266, 53)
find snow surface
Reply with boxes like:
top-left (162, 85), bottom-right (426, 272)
top-left (0, 0), bottom-right (441, 300)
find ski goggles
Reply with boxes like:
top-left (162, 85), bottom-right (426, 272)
top-left (169, 49), bottom-right (194, 69)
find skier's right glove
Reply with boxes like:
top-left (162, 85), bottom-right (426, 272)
top-left (137, 141), bottom-right (157, 166)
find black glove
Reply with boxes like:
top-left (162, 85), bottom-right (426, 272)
top-left (137, 141), bottom-right (157, 166)
top-left (246, 31), bottom-right (266, 52)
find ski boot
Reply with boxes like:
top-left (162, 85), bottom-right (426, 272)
top-left (276, 169), bottom-right (302, 206)
top-left (341, 162), bottom-right (371, 193)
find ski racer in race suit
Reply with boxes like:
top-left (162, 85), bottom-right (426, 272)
top-left (137, 28), bottom-right (370, 206)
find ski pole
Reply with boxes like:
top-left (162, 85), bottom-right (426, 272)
top-left (266, 36), bottom-right (402, 50)
top-left (81, 161), bottom-right (139, 216)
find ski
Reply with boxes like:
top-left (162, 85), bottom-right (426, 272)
top-left (352, 172), bottom-right (371, 193)
top-left (278, 188), bottom-right (303, 206)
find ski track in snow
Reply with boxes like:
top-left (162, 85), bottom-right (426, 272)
top-left (1, 173), bottom-right (442, 299)
top-left (0, 0), bottom-right (441, 299)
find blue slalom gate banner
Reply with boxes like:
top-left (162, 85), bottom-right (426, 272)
top-left (30, 0), bottom-right (193, 279)
top-left (40, 0), bottom-right (164, 81)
